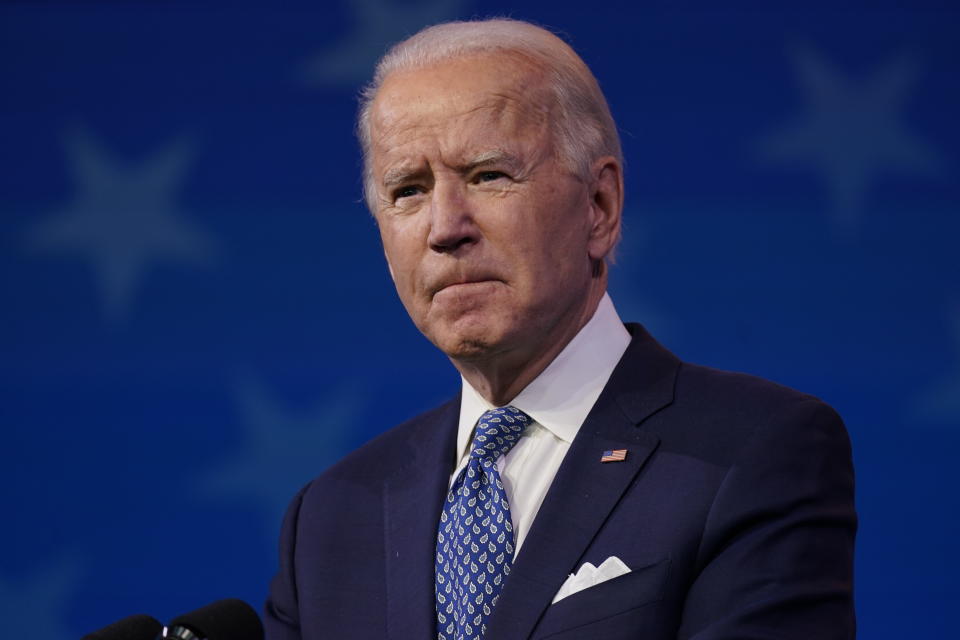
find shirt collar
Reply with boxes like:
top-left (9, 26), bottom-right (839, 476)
top-left (456, 292), bottom-right (631, 461)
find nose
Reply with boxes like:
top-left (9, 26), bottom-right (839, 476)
top-left (427, 179), bottom-right (479, 254)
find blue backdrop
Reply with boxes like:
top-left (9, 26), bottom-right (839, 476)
top-left (1, 1), bottom-right (957, 637)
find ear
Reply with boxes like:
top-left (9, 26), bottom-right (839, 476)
top-left (586, 156), bottom-right (623, 262)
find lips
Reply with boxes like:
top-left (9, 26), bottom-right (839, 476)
top-left (429, 274), bottom-right (501, 298)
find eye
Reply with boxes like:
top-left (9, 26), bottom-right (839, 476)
top-left (393, 185), bottom-right (423, 200)
top-left (475, 170), bottom-right (507, 183)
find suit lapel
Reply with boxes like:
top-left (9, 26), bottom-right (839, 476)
top-left (383, 397), bottom-right (460, 640)
top-left (484, 324), bottom-right (680, 639)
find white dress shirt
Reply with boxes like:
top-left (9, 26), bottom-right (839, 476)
top-left (451, 293), bottom-right (631, 555)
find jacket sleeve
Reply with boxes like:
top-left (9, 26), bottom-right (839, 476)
top-left (264, 483), bottom-right (310, 640)
top-left (678, 398), bottom-right (857, 639)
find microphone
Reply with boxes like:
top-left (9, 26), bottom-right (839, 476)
top-left (162, 598), bottom-right (264, 640)
top-left (80, 614), bottom-right (162, 640)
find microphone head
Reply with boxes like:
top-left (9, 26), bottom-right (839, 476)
top-left (168, 598), bottom-right (263, 640)
top-left (81, 614), bottom-right (162, 640)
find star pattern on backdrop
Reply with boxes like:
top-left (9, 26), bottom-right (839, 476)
top-left (23, 127), bottom-right (220, 321)
top-left (0, 558), bottom-right (83, 640)
top-left (201, 373), bottom-right (362, 532)
top-left (914, 305), bottom-right (960, 426)
top-left (299, 0), bottom-right (466, 86)
top-left (757, 46), bottom-right (941, 233)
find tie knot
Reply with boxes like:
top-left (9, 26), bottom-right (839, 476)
top-left (470, 405), bottom-right (531, 462)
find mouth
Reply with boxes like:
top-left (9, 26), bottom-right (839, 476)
top-left (431, 277), bottom-right (501, 298)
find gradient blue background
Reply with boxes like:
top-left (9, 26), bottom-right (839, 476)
top-left (1, 1), bottom-right (957, 637)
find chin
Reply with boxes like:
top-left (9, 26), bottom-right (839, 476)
top-left (422, 311), bottom-right (497, 355)
top-left (435, 334), bottom-right (494, 361)
top-left (429, 322), bottom-right (513, 361)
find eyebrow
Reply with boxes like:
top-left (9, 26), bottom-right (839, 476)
top-left (382, 166), bottom-right (428, 189)
top-left (460, 150), bottom-right (520, 173)
top-left (380, 150), bottom-right (522, 189)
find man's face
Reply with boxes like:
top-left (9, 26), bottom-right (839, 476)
top-left (368, 52), bottom-right (609, 364)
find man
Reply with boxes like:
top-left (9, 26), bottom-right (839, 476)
top-left (265, 18), bottom-right (856, 640)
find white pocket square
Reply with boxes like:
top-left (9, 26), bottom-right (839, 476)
top-left (551, 555), bottom-right (631, 604)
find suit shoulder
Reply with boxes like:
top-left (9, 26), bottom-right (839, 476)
top-left (676, 361), bottom-right (834, 415)
top-left (662, 362), bottom-right (847, 465)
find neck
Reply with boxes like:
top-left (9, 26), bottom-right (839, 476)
top-left (452, 281), bottom-right (607, 407)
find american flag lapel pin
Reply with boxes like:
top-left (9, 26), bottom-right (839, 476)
top-left (600, 449), bottom-right (627, 463)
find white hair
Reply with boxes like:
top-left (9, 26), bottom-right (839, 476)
top-left (356, 18), bottom-right (623, 210)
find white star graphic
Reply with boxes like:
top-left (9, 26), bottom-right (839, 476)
top-left (0, 558), bottom-right (83, 640)
top-left (201, 373), bottom-right (362, 533)
top-left (914, 305), bottom-right (960, 426)
top-left (23, 127), bottom-right (219, 321)
top-left (758, 45), bottom-right (941, 233)
top-left (299, 0), bottom-right (466, 86)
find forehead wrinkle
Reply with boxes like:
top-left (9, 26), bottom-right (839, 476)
top-left (372, 69), bottom-right (550, 139)
top-left (468, 90), bottom-right (552, 130)
top-left (487, 88), bottom-right (549, 114)
top-left (377, 125), bottom-right (550, 191)
top-left (370, 67), bottom-right (556, 187)
top-left (379, 86), bottom-right (544, 138)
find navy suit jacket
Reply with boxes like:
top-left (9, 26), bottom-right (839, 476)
top-left (265, 324), bottom-right (856, 639)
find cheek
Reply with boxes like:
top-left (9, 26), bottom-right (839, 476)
top-left (379, 218), bottom-right (415, 264)
top-left (513, 205), bottom-right (587, 264)
top-left (379, 227), bottom-right (425, 300)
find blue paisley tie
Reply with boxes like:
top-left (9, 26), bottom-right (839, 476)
top-left (435, 406), bottom-right (531, 640)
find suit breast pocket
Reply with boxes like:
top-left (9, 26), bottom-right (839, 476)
top-left (532, 556), bottom-right (671, 639)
